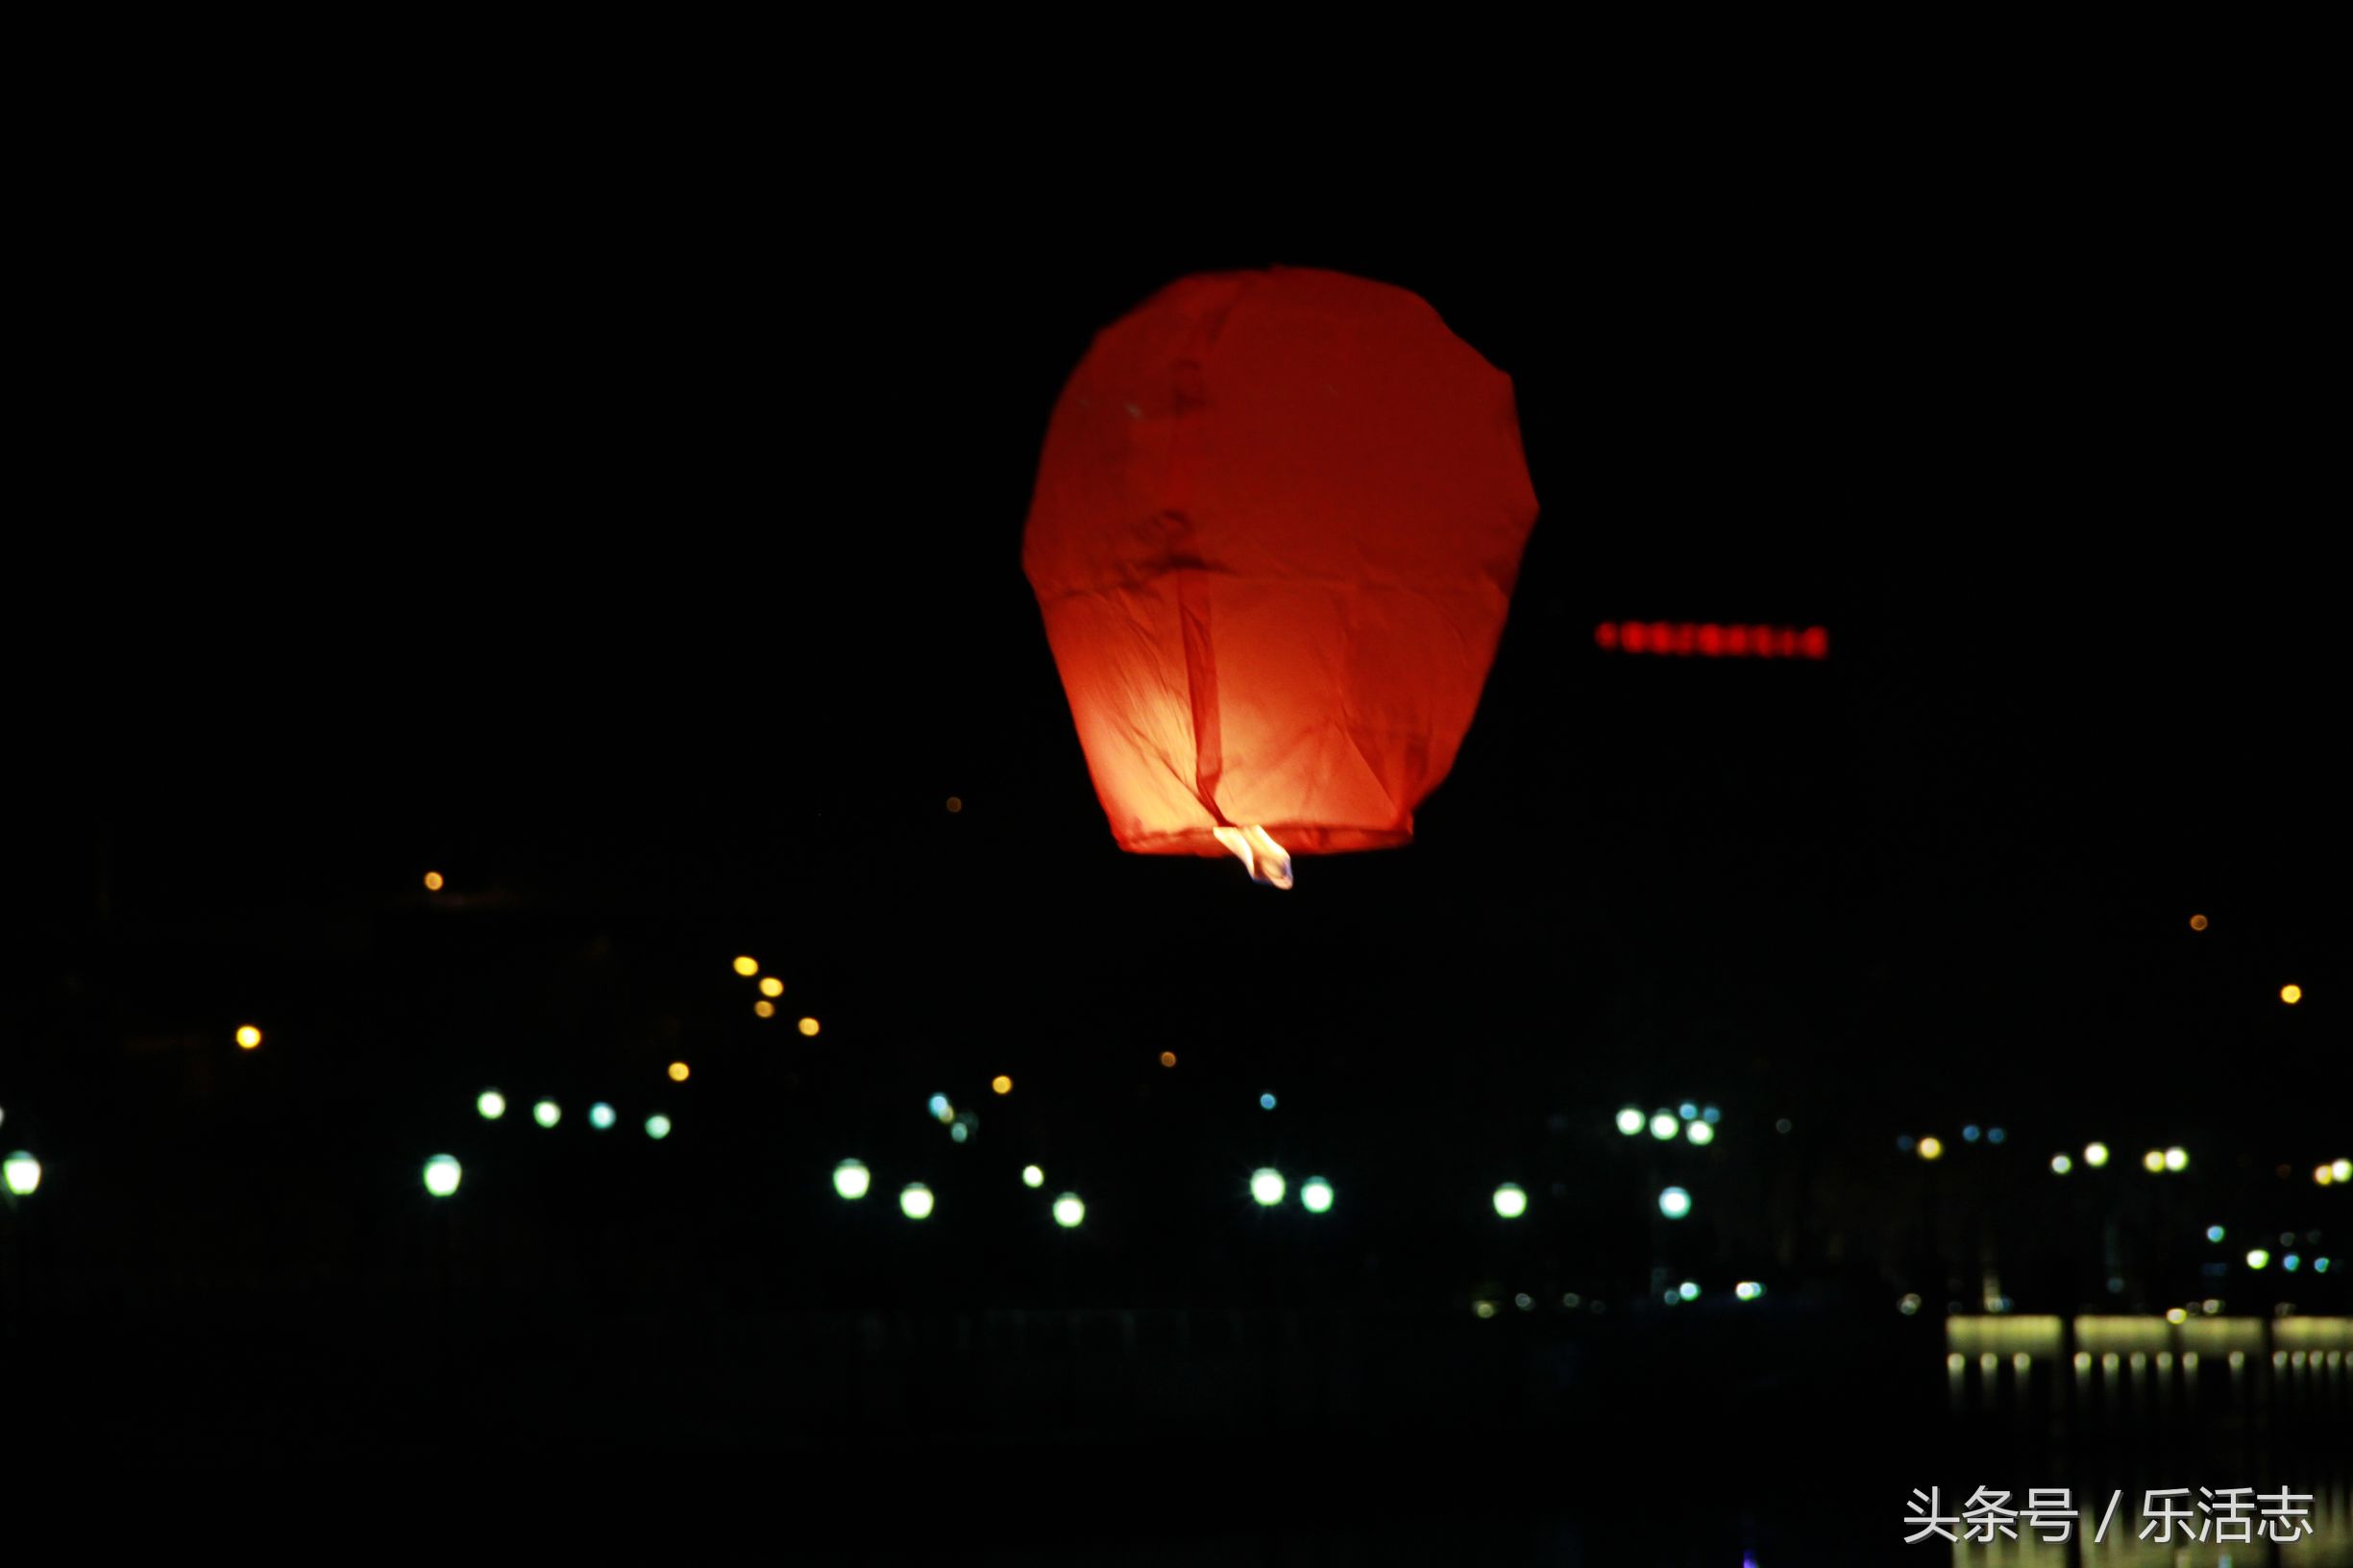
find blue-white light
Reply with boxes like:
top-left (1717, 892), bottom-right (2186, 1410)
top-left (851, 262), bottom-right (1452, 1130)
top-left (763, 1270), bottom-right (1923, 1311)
top-left (1701, 1105), bottom-right (1721, 1125)
top-left (1260, 1092), bottom-right (1277, 1111)
top-left (1987, 1127), bottom-right (2006, 1144)
top-left (2208, 1225), bottom-right (2226, 1243)
top-left (1678, 1102), bottom-right (1698, 1121)
top-left (1649, 1112), bottom-right (1679, 1140)
top-left (1615, 1108), bottom-right (1645, 1137)
top-left (1659, 1187), bottom-right (1691, 1220)
top-left (588, 1102), bottom-right (616, 1131)
top-left (1962, 1125), bottom-right (1982, 1143)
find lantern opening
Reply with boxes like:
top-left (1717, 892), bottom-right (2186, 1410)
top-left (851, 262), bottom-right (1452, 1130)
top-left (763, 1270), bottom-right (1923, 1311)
top-left (1211, 824), bottom-right (1294, 890)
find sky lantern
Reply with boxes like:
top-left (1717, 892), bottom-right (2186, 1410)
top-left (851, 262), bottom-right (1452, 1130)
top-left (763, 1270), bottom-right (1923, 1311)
top-left (1023, 266), bottom-right (1539, 888)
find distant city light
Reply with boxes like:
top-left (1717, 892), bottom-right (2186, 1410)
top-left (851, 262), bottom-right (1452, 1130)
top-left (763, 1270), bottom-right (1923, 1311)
top-left (1301, 1177), bottom-right (1334, 1213)
top-left (1615, 1108), bottom-right (1645, 1136)
top-left (2189, 914), bottom-right (2207, 931)
top-left (589, 1103), bottom-right (615, 1131)
top-left (759, 977), bottom-right (783, 998)
top-left (1052, 1192), bottom-right (1085, 1229)
top-left (236, 1025), bottom-right (262, 1050)
top-left (1680, 1119), bottom-right (1712, 1147)
top-left (1595, 621), bottom-right (1829, 659)
top-left (899, 1183), bottom-right (934, 1220)
top-left (993, 1076), bottom-right (1013, 1096)
top-left (477, 1090), bottom-right (506, 1120)
top-left (422, 1155), bottom-right (460, 1197)
top-left (2208, 1225), bottom-right (2226, 1243)
top-left (1678, 1102), bottom-right (1698, 1121)
top-left (1775, 1118), bottom-right (1792, 1134)
top-left (2283, 1253), bottom-right (2303, 1271)
top-left (2280, 984), bottom-right (2302, 1005)
top-left (1659, 1186), bottom-right (1692, 1220)
top-left (2165, 1146), bottom-right (2189, 1172)
top-left (532, 1100), bottom-right (559, 1129)
top-left (4, 1152), bottom-right (41, 1196)
top-left (1160, 1051), bottom-right (1177, 1067)
top-left (1474, 1301), bottom-right (1498, 1319)
top-left (944, 796), bottom-right (962, 813)
top-left (1491, 1183), bottom-right (1527, 1219)
top-left (1987, 1128), bottom-right (2006, 1145)
top-left (1963, 1125), bottom-right (1981, 1143)
top-left (423, 870), bottom-right (444, 892)
top-left (1918, 1138), bottom-right (1944, 1162)
top-left (2246, 1249), bottom-right (2269, 1270)
top-left (1896, 1136), bottom-right (1916, 1154)
top-left (1678, 1281), bottom-right (1701, 1302)
top-left (754, 1000), bottom-right (776, 1018)
top-left (797, 1017), bottom-right (821, 1037)
top-left (1649, 1112), bottom-right (1679, 1140)
top-left (2319, 1259), bottom-right (2334, 1274)
top-left (2051, 1154), bottom-right (2073, 1175)
top-left (1735, 1281), bottom-right (1764, 1301)
top-left (2327, 1166), bottom-right (2343, 1188)
top-left (2167, 1308), bottom-right (2189, 1325)
top-left (2085, 1142), bottom-right (2110, 1168)
top-left (927, 1093), bottom-right (951, 1121)
top-left (1702, 1105), bottom-right (1721, 1125)
top-left (949, 1123), bottom-right (969, 1144)
top-left (2336, 1159), bottom-right (2352, 1184)
top-left (668, 1062), bottom-right (690, 1083)
top-left (1515, 1293), bottom-right (1534, 1311)
top-left (732, 957), bottom-right (758, 977)
top-left (1251, 1168), bottom-right (1287, 1208)
top-left (1899, 1293), bottom-right (1921, 1315)
top-left (2143, 1149), bottom-right (2167, 1173)
top-left (645, 1115), bottom-right (672, 1140)
top-left (1260, 1093), bottom-right (1277, 1111)
top-left (1021, 1164), bottom-right (1044, 1188)
top-left (833, 1159), bottom-right (870, 1200)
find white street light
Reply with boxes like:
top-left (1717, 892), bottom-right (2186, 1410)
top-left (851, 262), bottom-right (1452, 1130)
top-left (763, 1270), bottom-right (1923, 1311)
top-left (1615, 1108), bottom-right (1644, 1137)
top-left (1301, 1177), bottom-right (1335, 1213)
top-left (1052, 1192), bottom-right (1085, 1229)
top-left (4, 1152), bottom-right (41, 1196)
top-left (900, 1183), bottom-right (935, 1220)
top-left (833, 1159), bottom-right (870, 1200)
top-left (533, 1100), bottom-right (560, 1129)
top-left (1492, 1183), bottom-right (1527, 1219)
top-left (1250, 1168), bottom-right (1287, 1207)
top-left (422, 1155), bottom-right (461, 1197)
top-left (1659, 1187), bottom-right (1692, 1220)
top-left (477, 1090), bottom-right (506, 1120)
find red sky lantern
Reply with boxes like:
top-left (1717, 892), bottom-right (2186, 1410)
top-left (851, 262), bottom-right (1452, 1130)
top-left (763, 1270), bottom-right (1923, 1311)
top-left (1023, 266), bottom-right (1539, 888)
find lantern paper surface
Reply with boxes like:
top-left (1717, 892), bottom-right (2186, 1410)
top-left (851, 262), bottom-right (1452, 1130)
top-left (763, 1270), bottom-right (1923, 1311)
top-left (1023, 267), bottom-right (1538, 886)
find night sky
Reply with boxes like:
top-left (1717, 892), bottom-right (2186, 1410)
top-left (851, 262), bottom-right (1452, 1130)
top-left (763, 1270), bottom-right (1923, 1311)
top-left (7, 151), bottom-right (2342, 1556)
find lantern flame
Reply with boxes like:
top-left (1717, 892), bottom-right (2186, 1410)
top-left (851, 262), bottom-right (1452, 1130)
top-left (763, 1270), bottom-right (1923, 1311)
top-left (1212, 824), bottom-right (1293, 890)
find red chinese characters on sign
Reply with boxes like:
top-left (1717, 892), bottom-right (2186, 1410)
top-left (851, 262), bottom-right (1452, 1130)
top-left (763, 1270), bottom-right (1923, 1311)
top-left (1595, 622), bottom-right (1828, 660)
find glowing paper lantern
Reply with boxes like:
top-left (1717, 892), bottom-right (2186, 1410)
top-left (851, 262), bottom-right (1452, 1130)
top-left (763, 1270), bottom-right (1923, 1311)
top-left (1024, 267), bottom-right (1539, 888)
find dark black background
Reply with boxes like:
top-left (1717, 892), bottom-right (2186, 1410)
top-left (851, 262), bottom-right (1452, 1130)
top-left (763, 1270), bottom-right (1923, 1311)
top-left (6, 110), bottom-right (2342, 1562)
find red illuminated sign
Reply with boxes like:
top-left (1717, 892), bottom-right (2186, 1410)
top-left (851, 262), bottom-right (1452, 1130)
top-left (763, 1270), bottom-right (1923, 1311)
top-left (1594, 623), bottom-right (1829, 659)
